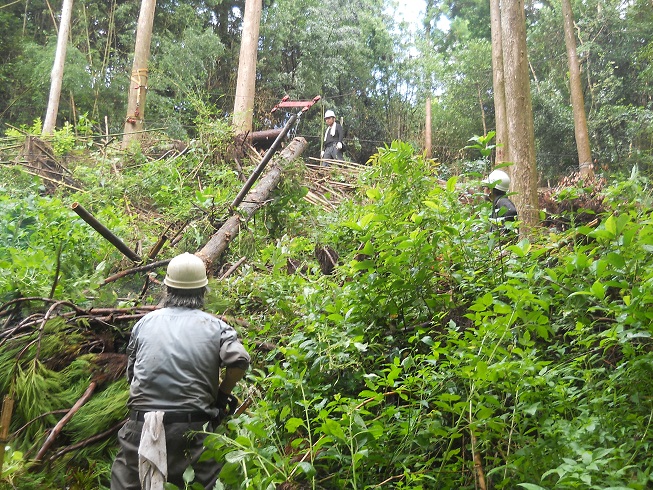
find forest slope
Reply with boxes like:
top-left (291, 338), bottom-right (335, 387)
top-left (0, 134), bottom-right (652, 489)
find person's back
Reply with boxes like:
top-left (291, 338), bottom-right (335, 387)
top-left (127, 307), bottom-right (245, 417)
top-left (111, 253), bottom-right (250, 490)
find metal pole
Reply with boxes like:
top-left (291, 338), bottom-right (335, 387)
top-left (230, 112), bottom-right (298, 210)
top-left (71, 203), bottom-right (142, 263)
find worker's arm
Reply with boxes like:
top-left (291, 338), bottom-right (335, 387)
top-left (219, 367), bottom-right (247, 395)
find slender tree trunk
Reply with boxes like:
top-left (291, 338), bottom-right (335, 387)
top-left (500, 0), bottom-right (539, 232)
top-left (42, 0), bottom-right (74, 136)
top-left (425, 97), bottom-right (432, 158)
top-left (233, 0), bottom-right (262, 135)
top-left (490, 0), bottom-right (509, 164)
top-left (476, 83), bottom-right (487, 136)
top-left (562, 0), bottom-right (594, 178)
top-left (122, 0), bottom-right (157, 148)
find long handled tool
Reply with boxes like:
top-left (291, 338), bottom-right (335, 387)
top-left (229, 95), bottom-right (321, 210)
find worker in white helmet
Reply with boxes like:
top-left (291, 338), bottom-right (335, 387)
top-left (481, 169), bottom-right (518, 229)
top-left (321, 109), bottom-right (345, 163)
top-left (111, 253), bottom-right (250, 490)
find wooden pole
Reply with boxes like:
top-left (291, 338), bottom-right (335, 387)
top-left (122, 0), bottom-right (157, 148)
top-left (71, 203), bottom-right (142, 263)
top-left (0, 395), bottom-right (16, 477)
top-left (425, 97), bottom-right (432, 159)
top-left (233, 0), bottom-right (262, 134)
top-left (42, 0), bottom-right (74, 135)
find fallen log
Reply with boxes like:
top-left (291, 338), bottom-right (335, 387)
top-left (197, 137), bottom-right (307, 266)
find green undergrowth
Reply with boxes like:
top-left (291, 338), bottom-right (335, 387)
top-left (1, 139), bottom-right (653, 489)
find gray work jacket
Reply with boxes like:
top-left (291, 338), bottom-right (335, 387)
top-left (126, 307), bottom-right (250, 416)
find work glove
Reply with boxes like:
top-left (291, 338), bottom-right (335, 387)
top-left (213, 390), bottom-right (239, 425)
top-left (336, 142), bottom-right (342, 150)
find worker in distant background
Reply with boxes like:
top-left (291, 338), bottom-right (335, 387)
top-left (321, 109), bottom-right (345, 163)
top-left (110, 252), bottom-right (250, 490)
top-left (481, 169), bottom-right (518, 230)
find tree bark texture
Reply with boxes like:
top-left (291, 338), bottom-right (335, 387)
top-left (233, 0), bottom-right (262, 134)
top-left (197, 137), bottom-right (307, 266)
top-left (500, 0), bottom-right (539, 231)
top-left (490, 0), bottom-right (509, 164)
top-left (42, 0), bottom-right (74, 135)
top-left (562, 0), bottom-right (594, 178)
top-left (122, 0), bottom-right (157, 148)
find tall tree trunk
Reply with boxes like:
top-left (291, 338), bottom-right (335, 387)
top-left (562, 0), bottom-right (594, 178)
top-left (42, 0), bottom-right (74, 136)
top-left (490, 0), bottom-right (509, 164)
top-left (425, 97), bottom-right (432, 158)
top-left (233, 0), bottom-right (262, 135)
top-left (122, 0), bottom-right (156, 148)
top-left (501, 0), bottom-right (539, 232)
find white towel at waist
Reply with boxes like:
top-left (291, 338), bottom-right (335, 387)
top-left (324, 123), bottom-right (336, 141)
top-left (138, 411), bottom-right (167, 490)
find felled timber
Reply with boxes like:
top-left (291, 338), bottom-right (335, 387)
top-left (197, 137), bottom-right (307, 266)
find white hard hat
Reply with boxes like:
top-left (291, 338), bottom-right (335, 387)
top-left (324, 110), bottom-right (335, 119)
top-left (482, 169), bottom-right (510, 192)
top-left (164, 253), bottom-right (208, 289)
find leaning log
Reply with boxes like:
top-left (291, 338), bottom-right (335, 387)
top-left (235, 128), bottom-right (284, 151)
top-left (197, 137), bottom-right (307, 265)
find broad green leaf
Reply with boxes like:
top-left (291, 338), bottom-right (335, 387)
top-left (360, 240), bottom-right (375, 254)
top-left (359, 212), bottom-right (386, 229)
top-left (604, 215), bottom-right (617, 236)
top-left (423, 200), bottom-right (439, 209)
top-left (476, 360), bottom-right (487, 378)
top-left (322, 418), bottom-right (347, 441)
top-left (342, 221), bottom-right (363, 232)
top-left (353, 448), bottom-right (369, 465)
top-left (224, 450), bottom-right (248, 464)
top-left (591, 280), bottom-right (606, 300)
top-left (183, 466), bottom-right (195, 484)
top-left (606, 252), bottom-right (625, 269)
top-left (352, 259), bottom-right (375, 271)
top-left (285, 417), bottom-right (305, 432)
top-left (366, 188), bottom-right (382, 200)
top-left (446, 176), bottom-right (458, 192)
top-left (293, 461), bottom-right (316, 476)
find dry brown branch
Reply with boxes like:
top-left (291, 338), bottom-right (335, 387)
top-left (47, 418), bottom-right (127, 463)
top-left (34, 381), bottom-right (98, 462)
top-left (101, 259), bottom-right (172, 285)
top-left (220, 257), bottom-right (247, 280)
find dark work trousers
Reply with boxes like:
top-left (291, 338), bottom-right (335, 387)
top-left (323, 143), bottom-right (343, 162)
top-left (110, 419), bottom-right (220, 490)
